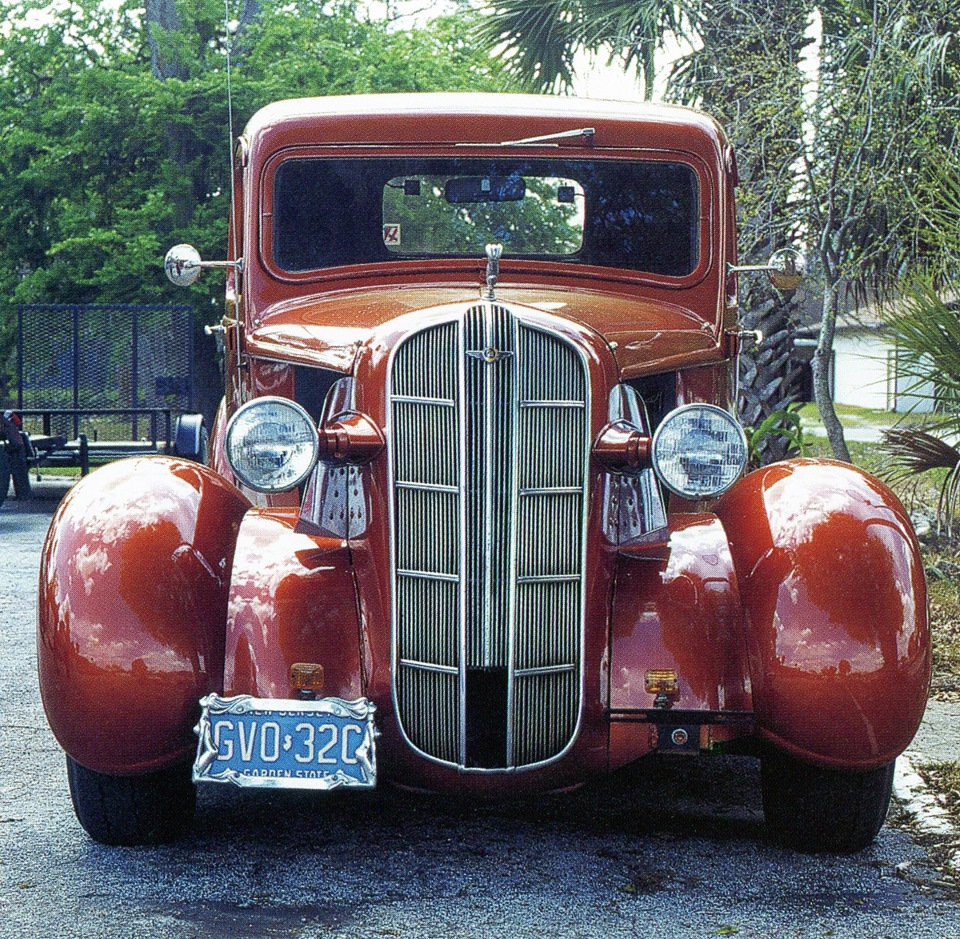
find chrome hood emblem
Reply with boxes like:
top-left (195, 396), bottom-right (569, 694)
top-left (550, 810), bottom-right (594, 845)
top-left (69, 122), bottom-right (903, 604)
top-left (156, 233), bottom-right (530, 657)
top-left (466, 346), bottom-right (514, 364)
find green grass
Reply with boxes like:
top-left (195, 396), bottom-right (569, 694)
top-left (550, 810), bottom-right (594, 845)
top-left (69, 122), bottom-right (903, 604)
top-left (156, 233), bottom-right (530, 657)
top-left (32, 466), bottom-right (82, 479)
top-left (798, 401), bottom-right (932, 429)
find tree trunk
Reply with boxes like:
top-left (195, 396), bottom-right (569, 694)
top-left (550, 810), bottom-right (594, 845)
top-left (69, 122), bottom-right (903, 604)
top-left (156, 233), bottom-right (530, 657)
top-left (812, 282), bottom-right (851, 462)
top-left (145, 0), bottom-right (187, 81)
top-left (642, 41), bottom-right (655, 101)
top-left (677, 0), bottom-right (811, 465)
top-left (738, 288), bottom-right (806, 463)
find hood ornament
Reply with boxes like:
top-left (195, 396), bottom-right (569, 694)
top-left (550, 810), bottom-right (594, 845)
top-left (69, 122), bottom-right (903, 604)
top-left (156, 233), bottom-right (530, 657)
top-left (482, 243), bottom-right (503, 300)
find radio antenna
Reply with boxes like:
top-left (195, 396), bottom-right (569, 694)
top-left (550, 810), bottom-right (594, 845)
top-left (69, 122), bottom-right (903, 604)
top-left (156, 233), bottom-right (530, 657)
top-left (224, 1), bottom-right (239, 273)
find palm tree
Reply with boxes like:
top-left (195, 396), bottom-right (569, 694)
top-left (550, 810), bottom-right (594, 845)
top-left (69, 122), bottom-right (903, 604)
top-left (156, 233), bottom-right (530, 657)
top-left (481, 0), bottom-right (813, 463)
top-left (669, 0), bottom-right (812, 462)
top-left (479, 0), bottom-right (692, 100)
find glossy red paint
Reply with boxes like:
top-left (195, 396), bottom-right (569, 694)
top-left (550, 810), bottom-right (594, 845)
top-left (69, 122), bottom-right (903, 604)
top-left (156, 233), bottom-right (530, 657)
top-left (38, 458), bottom-right (250, 774)
top-left (243, 285), bottom-right (726, 381)
top-left (40, 93), bottom-right (931, 846)
top-left (236, 95), bottom-right (732, 370)
top-left (223, 510), bottom-right (363, 701)
top-left (608, 514), bottom-right (752, 770)
top-left (714, 459), bottom-right (930, 769)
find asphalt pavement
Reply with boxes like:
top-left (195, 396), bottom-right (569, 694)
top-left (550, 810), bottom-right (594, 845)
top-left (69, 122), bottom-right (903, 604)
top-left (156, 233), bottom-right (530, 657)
top-left (3, 481), bottom-right (960, 938)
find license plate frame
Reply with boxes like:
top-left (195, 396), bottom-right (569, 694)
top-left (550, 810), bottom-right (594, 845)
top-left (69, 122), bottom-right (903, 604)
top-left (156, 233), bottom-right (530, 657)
top-left (193, 694), bottom-right (377, 790)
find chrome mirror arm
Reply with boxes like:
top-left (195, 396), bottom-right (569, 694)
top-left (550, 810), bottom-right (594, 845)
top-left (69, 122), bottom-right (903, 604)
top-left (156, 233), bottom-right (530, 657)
top-left (729, 248), bottom-right (805, 291)
top-left (164, 244), bottom-right (243, 287)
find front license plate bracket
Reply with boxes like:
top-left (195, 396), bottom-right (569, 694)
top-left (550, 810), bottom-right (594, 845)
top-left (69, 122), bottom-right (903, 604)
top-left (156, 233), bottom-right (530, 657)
top-left (193, 694), bottom-right (377, 790)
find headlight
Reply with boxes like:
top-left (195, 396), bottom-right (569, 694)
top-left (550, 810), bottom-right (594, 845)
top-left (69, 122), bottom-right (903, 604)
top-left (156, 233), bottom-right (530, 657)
top-left (225, 397), bottom-right (319, 493)
top-left (651, 404), bottom-right (747, 498)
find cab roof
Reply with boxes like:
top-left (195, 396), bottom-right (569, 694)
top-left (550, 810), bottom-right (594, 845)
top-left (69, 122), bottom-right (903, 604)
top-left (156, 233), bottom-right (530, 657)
top-left (242, 92), bottom-right (730, 161)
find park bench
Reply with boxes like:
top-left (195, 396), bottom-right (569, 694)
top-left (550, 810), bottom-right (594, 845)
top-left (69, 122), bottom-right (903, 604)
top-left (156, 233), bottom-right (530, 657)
top-left (20, 408), bottom-right (174, 477)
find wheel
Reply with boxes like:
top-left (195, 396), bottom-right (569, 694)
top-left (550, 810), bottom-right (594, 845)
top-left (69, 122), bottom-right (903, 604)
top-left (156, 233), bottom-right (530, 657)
top-left (0, 447), bottom-right (9, 509)
top-left (761, 748), bottom-right (895, 853)
top-left (66, 755), bottom-right (196, 845)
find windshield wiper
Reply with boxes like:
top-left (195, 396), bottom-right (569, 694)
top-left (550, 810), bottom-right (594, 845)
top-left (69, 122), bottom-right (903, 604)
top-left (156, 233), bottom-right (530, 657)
top-left (498, 127), bottom-right (595, 146)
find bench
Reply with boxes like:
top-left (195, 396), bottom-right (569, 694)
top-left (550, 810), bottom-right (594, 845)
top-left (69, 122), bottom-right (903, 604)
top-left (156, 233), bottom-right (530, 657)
top-left (18, 408), bottom-right (175, 477)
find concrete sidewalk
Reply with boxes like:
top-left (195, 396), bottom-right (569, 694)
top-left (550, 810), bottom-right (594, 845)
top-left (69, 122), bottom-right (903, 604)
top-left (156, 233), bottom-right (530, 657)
top-left (907, 698), bottom-right (960, 765)
top-left (3, 475), bottom-right (76, 505)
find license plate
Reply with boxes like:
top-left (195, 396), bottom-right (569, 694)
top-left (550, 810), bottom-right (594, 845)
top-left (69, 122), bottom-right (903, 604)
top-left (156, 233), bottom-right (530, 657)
top-left (193, 694), bottom-right (376, 790)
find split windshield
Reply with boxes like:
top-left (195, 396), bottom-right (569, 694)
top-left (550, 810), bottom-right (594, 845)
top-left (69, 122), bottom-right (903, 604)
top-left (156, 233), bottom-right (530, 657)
top-left (272, 157), bottom-right (700, 278)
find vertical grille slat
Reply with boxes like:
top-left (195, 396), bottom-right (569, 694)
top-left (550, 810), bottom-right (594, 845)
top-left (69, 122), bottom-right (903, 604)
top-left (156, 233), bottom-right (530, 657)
top-left (391, 306), bottom-right (588, 770)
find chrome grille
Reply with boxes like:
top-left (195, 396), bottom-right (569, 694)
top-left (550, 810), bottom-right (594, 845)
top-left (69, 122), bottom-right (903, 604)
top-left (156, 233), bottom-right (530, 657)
top-left (390, 305), bottom-right (588, 769)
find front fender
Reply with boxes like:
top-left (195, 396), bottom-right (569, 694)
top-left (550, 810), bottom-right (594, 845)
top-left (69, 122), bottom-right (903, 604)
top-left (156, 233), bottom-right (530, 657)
top-left (38, 457), bottom-right (250, 775)
top-left (223, 510), bottom-right (363, 701)
top-left (715, 459), bottom-right (930, 769)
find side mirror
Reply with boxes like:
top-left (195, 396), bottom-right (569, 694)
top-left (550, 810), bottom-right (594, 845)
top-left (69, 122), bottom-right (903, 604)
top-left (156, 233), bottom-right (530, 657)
top-left (164, 244), bottom-right (203, 287)
top-left (164, 244), bottom-right (243, 287)
top-left (729, 248), bottom-right (805, 291)
top-left (766, 248), bottom-right (805, 291)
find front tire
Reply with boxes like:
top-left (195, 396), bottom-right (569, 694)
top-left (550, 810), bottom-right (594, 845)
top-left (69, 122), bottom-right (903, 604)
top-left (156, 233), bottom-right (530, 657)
top-left (66, 756), bottom-right (196, 845)
top-left (761, 748), bottom-right (895, 853)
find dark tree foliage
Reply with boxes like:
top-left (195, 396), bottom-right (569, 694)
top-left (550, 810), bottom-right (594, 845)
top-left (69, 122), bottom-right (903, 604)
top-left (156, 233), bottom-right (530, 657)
top-left (0, 0), bottom-right (511, 403)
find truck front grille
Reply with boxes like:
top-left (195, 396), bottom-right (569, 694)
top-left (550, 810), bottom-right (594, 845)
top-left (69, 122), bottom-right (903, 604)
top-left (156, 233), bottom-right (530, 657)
top-left (390, 304), bottom-right (588, 769)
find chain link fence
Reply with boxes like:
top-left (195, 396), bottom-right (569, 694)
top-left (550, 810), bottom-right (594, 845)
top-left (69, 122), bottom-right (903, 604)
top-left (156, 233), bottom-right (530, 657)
top-left (14, 304), bottom-right (194, 441)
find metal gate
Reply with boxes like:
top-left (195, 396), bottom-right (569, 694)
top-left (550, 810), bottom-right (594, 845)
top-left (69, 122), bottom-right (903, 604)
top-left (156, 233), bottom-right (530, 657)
top-left (15, 304), bottom-right (194, 440)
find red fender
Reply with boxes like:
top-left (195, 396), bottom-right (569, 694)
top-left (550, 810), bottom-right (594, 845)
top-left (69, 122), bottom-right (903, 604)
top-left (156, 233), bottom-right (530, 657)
top-left (714, 459), bottom-right (930, 769)
top-left (223, 511), bottom-right (363, 701)
top-left (609, 514), bottom-right (751, 769)
top-left (37, 457), bottom-right (250, 775)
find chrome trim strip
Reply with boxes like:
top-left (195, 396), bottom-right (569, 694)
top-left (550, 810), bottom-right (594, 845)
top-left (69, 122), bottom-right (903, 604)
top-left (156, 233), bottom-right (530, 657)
top-left (520, 400), bottom-right (585, 408)
top-left (397, 569), bottom-right (460, 582)
top-left (392, 394), bottom-right (456, 407)
top-left (504, 308), bottom-right (521, 766)
top-left (457, 311), bottom-right (469, 766)
top-left (400, 659), bottom-right (460, 675)
top-left (519, 486), bottom-right (583, 495)
top-left (395, 481), bottom-right (460, 493)
top-left (515, 663), bottom-right (576, 674)
top-left (516, 574), bottom-right (582, 584)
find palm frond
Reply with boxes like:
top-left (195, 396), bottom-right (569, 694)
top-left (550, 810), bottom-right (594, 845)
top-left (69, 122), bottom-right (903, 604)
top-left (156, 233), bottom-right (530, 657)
top-left (879, 426), bottom-right (960, 532)
top-left (477, 1), bottom-right (586, 92)
top-left (881, 280), bottom-right (960, 430)
top-left (478, 0), bottom-right (695, 94)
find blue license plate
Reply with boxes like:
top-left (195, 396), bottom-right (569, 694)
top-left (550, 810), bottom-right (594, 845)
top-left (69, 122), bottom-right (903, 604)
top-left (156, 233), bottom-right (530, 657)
top-left (193, 694), bottom-right (376, 790)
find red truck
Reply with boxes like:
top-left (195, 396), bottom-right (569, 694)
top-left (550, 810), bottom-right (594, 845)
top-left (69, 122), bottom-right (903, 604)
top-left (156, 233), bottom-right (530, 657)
top-left (38, 93), bottom-right (929, 852)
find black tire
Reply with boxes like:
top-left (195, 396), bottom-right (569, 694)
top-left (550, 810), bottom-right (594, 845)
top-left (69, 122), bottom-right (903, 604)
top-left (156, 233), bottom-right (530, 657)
top-left (761, 748), bottom-right (895, 853)
top-left (66, 755), bottom-right (196, 845)
top-left (0, 447), bottom-right (9, 510)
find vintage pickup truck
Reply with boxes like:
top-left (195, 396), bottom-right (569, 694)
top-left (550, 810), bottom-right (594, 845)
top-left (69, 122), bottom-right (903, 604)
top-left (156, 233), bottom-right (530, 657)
top-left (38, 93), bottom-right (929, 852)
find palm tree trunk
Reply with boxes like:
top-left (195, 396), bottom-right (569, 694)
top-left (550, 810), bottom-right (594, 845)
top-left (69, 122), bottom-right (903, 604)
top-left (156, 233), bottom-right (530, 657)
top-left (679, 0), bottom-right (811, 464)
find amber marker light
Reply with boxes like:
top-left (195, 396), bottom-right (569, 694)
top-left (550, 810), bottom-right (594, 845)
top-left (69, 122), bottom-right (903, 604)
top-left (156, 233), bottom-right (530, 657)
top-left (644, 669), bottom-right (679, 695)
top-left (290, 662), bottom-right (325, 698)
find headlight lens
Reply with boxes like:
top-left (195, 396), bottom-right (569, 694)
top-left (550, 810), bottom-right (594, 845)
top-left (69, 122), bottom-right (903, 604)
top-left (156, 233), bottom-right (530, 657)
top-left (225, 397), bottom-right (319, 493)
top-left (651, 404), bottom-right (748, 498)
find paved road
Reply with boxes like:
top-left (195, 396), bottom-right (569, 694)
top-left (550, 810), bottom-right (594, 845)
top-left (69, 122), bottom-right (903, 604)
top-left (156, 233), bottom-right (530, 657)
top-left (3, 491), bottom-right (960, 938)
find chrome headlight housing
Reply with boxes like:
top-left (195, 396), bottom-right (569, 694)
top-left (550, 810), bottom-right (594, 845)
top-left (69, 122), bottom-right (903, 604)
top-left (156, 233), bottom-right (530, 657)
top-left (651, 404), bottom-right (748, 499)
top-left (225, 397), bottom-right (319, 493)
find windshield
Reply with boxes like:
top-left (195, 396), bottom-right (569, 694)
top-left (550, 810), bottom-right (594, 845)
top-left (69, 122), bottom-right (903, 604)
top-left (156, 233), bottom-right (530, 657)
top-left (272, 157), bottom-right (700, 278)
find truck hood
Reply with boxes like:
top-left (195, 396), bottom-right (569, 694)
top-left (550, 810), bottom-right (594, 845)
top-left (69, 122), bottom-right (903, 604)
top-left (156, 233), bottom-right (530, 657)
top-left (245, 284), bottom-right (721, 378)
